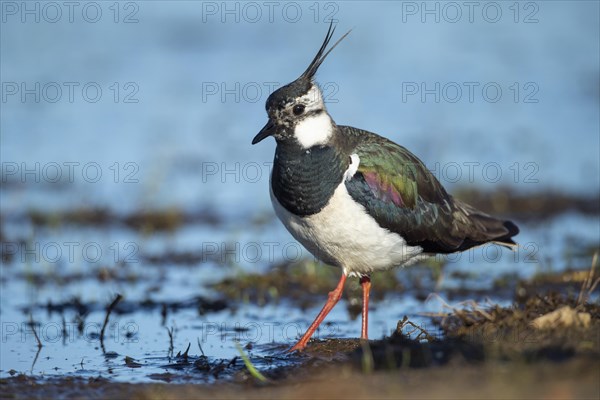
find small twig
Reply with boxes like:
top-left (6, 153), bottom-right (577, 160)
top-left (100, 294), bottom-right (123, 351)
top-left (425, 293), bottom-right (453, 310)
top-left (425, 293), bottom-right (495, 322)
top-left (61, 314), bottom-right (67, 345)
top-left (75, 313), bottom-right (86, 335)
top-left (197, 337), bottom-right (205, 357)
top-left (29, 314), bottom-right (43, 349)
top-left (29, 317), bottom-right (43, 375)
top-left (183, 342), bottom-right (191, 359)
top-left (166, 326), bottom-right (175, 359)
top-left (588, 277), bottom-right (600, 298)
top-left (160, 303), bottom-right (168, 326)
top-left (397, 316), bottom-right (436, 342)
top-left (426, 293), bottom-right (497, 326)
top-left (30, 346), bottom-right (42, 374)
top-left (397, 315), bottom-right (409, 331)
top-left (464, 300), bottom-right (495, 321)
top-left (577, 252), bottom-right (598, 307)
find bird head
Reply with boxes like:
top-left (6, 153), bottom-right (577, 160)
top-left (252, 22), bottom-right (351, 149)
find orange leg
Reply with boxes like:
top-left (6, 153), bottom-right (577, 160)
top-left (289, 274), bottom-right (347, 352)
top-left (360, 275), bottom-right (371, 340)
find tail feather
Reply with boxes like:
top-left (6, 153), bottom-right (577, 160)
top-left (496, 220), bottom-right (520, 245)
top-left (453, 200), bottom-right (519, 251)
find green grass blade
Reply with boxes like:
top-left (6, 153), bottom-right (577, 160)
top-left (235, 341), bottom-right (269, 383)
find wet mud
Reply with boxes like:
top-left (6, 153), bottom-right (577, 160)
top-left (1, 189), bottom-right (598, 398)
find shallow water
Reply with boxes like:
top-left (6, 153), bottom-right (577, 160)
top-left (1, 0), bottom-right (599, 383)
top-left (1, 210), bottom-right (597, 381)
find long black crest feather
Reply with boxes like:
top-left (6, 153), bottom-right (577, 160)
top-left (301, 21), bottom-right (351, 80)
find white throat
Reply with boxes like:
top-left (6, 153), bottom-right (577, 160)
top-left (294, 112), bottom-right (333, 148)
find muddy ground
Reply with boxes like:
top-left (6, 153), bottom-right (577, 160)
top-left (2, 283), bottom-right (598, 399)
top-left (1, 190), bottom-right (599, 399)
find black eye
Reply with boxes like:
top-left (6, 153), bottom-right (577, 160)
top-left (293, 104), bottom-right (305, 116)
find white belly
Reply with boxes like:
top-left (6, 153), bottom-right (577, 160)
top-left (270, 181), bottom-right (426, 276)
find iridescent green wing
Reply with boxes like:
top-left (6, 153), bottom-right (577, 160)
top-left (341, 126), bottom-right (464, 252)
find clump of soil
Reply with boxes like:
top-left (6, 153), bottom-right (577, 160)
top-left (437, 293), bottom-right (599, 362)
top-left (341, 282), bottom-right (599, 373)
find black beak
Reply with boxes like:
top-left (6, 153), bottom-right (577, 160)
top-left (252, 120), bottom-right (275, 144)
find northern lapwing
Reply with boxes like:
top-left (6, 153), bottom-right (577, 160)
top-left (252, 23), bottom-right (519, 352)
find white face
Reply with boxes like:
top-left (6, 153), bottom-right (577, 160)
top-left (298, 84), bottom-right (326, 113)
top-left (293, 85), bottom-right (334, 148)
top-left (294, 112), bottom-right (334, 149)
